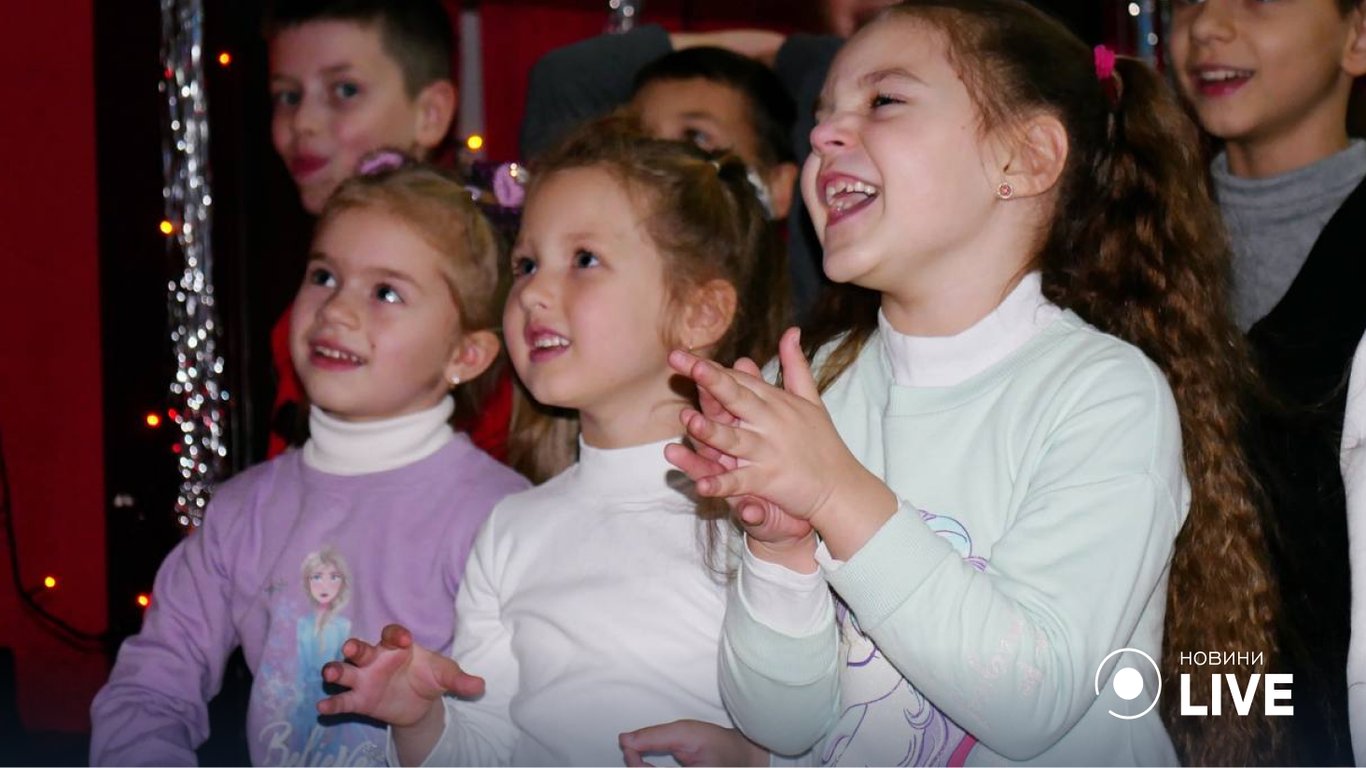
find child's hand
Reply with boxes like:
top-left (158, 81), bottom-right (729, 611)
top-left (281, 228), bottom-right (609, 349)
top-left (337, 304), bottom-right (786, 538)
top-left (669, 328), bottom-right (897, 559)
top-left (316, 623), bottom-right (484, 728)
top-left (619, 720), bottom-right (768, 767)
top-left (665, 357), bottom-right (816, 569)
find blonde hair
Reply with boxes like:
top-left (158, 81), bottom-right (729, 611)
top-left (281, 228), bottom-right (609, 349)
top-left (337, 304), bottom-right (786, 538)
top-left (317, 162), bottom-right (508, 427)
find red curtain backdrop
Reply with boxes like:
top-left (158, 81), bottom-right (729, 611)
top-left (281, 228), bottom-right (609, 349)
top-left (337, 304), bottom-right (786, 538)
top-left (0, 0), bottom-right (108, 734)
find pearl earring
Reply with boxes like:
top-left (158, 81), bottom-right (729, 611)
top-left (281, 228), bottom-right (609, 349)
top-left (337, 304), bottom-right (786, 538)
top-left (995, 181), bottom-right (1014, 200)
top-left (449, 374), bottom-right (461, 388)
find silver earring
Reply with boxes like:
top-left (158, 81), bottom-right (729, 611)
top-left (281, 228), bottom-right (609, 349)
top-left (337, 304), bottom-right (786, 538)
top-left (449, 374), bottom-right (461, 388)
top-left (995, 181), bottom-right (1014, 200)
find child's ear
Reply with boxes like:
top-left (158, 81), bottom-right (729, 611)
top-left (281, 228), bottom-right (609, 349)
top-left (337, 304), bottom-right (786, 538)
top-left (995, 113), bottom-right (1068, 200)
top-left (414, 80), bottom-right (458, 151)
top-left (446, 329), bottom-right (500, 386)
top-left (764, 162), bottom-right (799, 219)
top-left (1343, 4), bottom-right (1366, 78)
top-left (678, 279), bottom-right (738, 353)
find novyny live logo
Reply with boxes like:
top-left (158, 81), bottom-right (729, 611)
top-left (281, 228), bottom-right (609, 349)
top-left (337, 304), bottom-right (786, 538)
top-left (1095, 648), bottom-right (1293, 719)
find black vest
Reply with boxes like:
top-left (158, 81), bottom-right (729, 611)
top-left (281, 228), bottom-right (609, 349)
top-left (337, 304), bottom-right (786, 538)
top-left (1246, 176), bottom-right (1366, 766)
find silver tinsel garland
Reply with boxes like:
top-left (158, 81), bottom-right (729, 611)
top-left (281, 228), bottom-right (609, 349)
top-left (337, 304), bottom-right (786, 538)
top-left (160, 0), bottom-right (227, 528)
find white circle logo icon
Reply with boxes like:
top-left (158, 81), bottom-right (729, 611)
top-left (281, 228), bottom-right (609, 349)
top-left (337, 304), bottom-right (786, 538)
top-left (1095, 647), bottom-right (1162, 719)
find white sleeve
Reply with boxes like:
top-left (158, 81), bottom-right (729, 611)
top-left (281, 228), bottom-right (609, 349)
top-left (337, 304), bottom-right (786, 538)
top-left (1341, 331), bottom-right (1366, 766)
top-left (738, 537), bottom-right (832, 636)
top-left (404, 513), bottom-right (521, 767)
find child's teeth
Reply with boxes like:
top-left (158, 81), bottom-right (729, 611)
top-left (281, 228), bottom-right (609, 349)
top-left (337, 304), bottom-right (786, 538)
top-left (1200, 69), bottom-right (1250, 82)
top-left (824, 180), bottom-right (880, 209)
top-left (315, 346), bottom-right (361, 363)
top-left (533, 336), bottom-right (569, 349)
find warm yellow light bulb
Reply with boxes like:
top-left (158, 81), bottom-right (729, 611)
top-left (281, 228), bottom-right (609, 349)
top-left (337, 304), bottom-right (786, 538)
top-left (466, 134), bottom-right (484, 151)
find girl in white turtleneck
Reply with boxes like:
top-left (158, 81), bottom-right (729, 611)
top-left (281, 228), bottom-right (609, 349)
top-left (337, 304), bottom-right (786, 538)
top-left (90, 158), bottom-right (528, 768)
top-left (312, 119), bottom-right (790, 767)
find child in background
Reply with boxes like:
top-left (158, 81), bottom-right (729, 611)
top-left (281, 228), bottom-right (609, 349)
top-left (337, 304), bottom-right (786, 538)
top-left (528, 43), bottom-right (814, 316)
top-left (667, 1), bottom-right (1278, 764)
top-left (263, 0), bottom-right (514, 461)
top-left (309, 118), bottom-right (787, 766)
top-left (89, 160), bottom-right (528, 766)
top-left (1169, 2), bottom-right (1366, 763)
top-left (267, 0), bottom-right (456, 214)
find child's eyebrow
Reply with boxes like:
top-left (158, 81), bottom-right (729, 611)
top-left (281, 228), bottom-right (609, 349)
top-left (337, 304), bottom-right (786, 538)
top-left (356, 266), bottom-right (420, 285)
top-left (678, 111), bottom-right (722, 124)
top-left (859, 67), bottom-right (926, 88)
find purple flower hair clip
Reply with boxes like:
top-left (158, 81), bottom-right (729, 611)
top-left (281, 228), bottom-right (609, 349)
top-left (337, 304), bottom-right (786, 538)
top-left (491, 162), bottom-right (528, 208)
top-left (356, 148), bottom-right (409, 177)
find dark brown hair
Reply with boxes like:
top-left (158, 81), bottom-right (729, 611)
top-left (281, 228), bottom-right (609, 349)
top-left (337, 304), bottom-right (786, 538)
top-left (264, 0), bottom-right (454, 97)
top-left (507, 115), bottom-right (789, 485)
top-left (317, 162), bottom-right (506, 429)
top-left (803, 2), bottom-right (1280, 762)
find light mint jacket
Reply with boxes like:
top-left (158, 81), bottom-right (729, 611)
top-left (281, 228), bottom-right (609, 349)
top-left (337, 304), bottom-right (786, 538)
top-left (722, 312), bottom-right (1187, 766)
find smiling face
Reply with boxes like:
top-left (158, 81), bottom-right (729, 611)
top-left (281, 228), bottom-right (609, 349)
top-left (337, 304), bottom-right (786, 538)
top-left (269, 20), bottom-right (442, 213)
top-left (1169, 0), bottom-right (1363, 172)
top-left (504, 167), bottom-right (682, 432)
top-left (802, 16), bottom-right (1006, 303)
top-left (289, 206), bottom-right (467, 421)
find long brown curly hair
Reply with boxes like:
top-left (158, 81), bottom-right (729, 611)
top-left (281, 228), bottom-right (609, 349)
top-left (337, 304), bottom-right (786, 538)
top-left (803, 2), bottom-right (1281, 763)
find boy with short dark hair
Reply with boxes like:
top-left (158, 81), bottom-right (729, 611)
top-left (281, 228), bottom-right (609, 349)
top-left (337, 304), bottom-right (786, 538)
top-left (630, 47), bottom-right (799, 220)
top-left (1169, 2), bottom-right (1366, 764)
top-left (265, 0), bottom-right (457, 214)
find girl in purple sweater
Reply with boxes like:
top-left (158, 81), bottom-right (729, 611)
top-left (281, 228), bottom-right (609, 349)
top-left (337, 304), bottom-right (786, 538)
top-left (90, 156), bottom-right (528, 767)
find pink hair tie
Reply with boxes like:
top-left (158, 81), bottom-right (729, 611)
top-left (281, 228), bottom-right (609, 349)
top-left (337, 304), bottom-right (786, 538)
top-left (356, 148), bottom-right (409, 176)
top-left (1094, 44), bottom-right (1117, 81)
top-left (491, 162), bottom-right (528, 208)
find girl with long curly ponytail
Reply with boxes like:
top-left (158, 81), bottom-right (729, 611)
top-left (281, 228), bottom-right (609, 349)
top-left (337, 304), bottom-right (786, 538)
top-left (659, 1), bottom-right (1281, 765)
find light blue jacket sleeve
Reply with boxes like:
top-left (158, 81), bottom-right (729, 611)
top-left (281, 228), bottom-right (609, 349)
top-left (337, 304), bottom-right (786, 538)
top-left (719, 557), bottom-right (842, 756)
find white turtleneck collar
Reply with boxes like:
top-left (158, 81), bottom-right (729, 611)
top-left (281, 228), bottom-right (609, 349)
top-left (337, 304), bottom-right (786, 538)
top-left (302, 396), bottom-right (455, 476)
top-left (574, 435), bottom-right (696, 503)
top-left (878, 272), bottom-right (1062, 388)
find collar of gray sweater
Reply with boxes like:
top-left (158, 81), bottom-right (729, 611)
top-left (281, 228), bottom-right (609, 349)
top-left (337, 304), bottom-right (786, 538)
top-left (1212, 140), bottom-right (1366, 330)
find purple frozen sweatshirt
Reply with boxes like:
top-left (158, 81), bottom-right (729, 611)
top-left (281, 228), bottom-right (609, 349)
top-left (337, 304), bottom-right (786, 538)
top-left (90, 428), bottom-right (527, 766)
